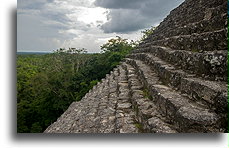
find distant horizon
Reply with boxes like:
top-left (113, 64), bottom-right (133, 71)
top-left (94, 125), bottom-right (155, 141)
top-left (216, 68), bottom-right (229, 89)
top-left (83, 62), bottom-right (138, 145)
top-left (16, 50), bottom-right (100, 54)
top-left (17, 51), bottom-right (52, 53)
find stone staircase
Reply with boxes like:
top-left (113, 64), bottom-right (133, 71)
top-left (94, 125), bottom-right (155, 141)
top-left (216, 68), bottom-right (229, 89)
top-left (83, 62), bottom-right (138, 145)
top-left (44, 0), bottom-right (228, 133)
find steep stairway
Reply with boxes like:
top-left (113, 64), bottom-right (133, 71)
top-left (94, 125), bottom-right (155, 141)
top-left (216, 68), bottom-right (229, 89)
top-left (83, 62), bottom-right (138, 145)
top-left (44, 0), bottom-right (228, 133)
top-left (45, 66), bottom-right (140, 133)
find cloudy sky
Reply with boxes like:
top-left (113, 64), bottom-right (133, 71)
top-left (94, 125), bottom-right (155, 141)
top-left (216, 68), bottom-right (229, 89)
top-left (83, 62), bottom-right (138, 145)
top-left (17, 0), bottom-right (184, 53)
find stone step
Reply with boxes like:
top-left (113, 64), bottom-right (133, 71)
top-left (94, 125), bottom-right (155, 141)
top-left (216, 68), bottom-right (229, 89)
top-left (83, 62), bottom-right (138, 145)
top-left (126, 53), bottom-right (228, 114)
top-left (44, 73), bottom-right (114, 133)
top-left (150, 29), bottom-right (227, 51)
top-left (153, 1), bottom-right (227, 38)
top-left (115, 65), bottom-right (139, 133)
top-left (121, 62), bottom-right (178, 133)
top-left (151, 12), bottom-right (227, 41)
top-left (139, 1), bottom-right (227, 48)
top-left (133, 46), bottom-right (227, 81)
top-left (44, 66), bottom-right (142, 133)
top-left (124, 58), bottom-right (226, 132)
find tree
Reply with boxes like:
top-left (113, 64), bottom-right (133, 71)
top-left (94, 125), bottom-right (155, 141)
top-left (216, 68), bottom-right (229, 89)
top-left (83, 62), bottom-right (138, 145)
top-left (101, 36), bottom-right (134, 53)
top-left (17, 36), bottom-right (137, 133)
top-left (140, 26), bottom-right (156, 41)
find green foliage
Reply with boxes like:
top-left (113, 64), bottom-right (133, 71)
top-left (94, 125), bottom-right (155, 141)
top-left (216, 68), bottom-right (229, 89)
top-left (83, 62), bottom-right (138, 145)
top-left (30, 122), bottom-right (43, 133)
top-left (134, 123), bottom-right (144, 132)
top-left (143, 88), bottom-right (152, 100)
top-left (55, 47), bottom-right (87, 54)
top-left (17, 52), bottom-right (94, 133)
top-left (191, 48), bottom-right (199, 53)
top-left (140, 26), bottom-right (156, 41)
top-left (101, 36), bottom-right (135, 54)
top-left (17, 37), bottom-right (135, 133)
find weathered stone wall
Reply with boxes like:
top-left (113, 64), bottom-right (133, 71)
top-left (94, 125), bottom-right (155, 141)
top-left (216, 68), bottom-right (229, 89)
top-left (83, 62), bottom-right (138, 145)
top-left (149, 0), bottom-right (227, 41)
top-left (44, 0), bottom-right (228, 133)
top-left (139, 0), bottom-right (228, 82)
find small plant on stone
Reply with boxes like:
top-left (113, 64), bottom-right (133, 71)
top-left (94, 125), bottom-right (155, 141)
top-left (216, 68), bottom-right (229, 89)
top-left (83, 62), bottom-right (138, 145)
top-left (191, 48), bottom-right (199, 53)
top-left (134, 123), bottom-right (144, 132)
top-left (143, 88), bottom-right (152, 100)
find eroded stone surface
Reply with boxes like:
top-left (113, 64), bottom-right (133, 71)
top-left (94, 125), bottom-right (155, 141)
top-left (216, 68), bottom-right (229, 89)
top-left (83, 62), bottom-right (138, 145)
top-left (45, 0), bottom-right (228, 133)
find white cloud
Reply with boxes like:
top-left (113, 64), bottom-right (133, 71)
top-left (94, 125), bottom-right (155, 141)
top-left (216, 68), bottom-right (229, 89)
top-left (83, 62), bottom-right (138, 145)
top-left (77, 7), bottom-right (108, 25)
top-left (17, 0), bottom-right (184, 52)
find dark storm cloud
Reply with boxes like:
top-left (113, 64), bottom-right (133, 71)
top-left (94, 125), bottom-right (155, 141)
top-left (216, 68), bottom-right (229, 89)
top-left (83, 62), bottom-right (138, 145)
top-left (94, 0), bottom-right (145, 9)
top-left (95, 0), bottom-right (185, 33)
top-left (18, 0), bottom-right (69, 26)
top-left (17, 0), bottom-right (185, 52)
top-left (18, 0), bottom-right (54, 9)
top-left (101, 9), bottom-right (149, 33)
top-left (17, 0), bottom-right (91, 51)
